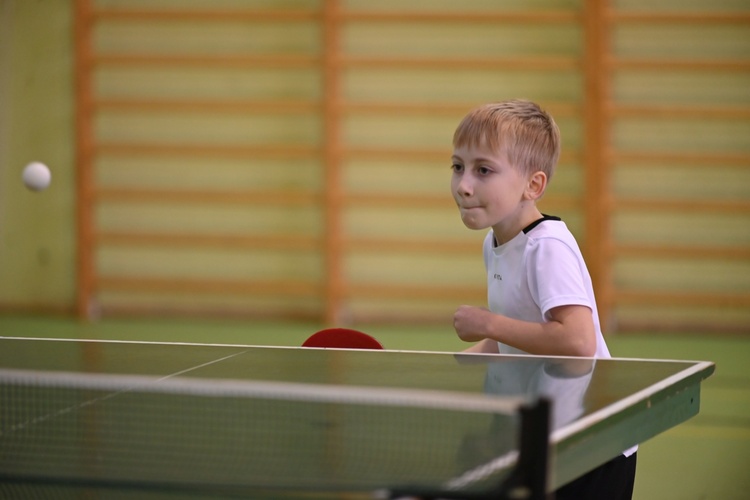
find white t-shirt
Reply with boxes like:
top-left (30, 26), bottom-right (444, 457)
top-left (483, 216), bottom-right (638, 457)
top-left (483, 216), bottom-right (610, 358)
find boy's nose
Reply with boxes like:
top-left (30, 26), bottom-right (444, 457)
top-left (456, 175), bottom-right (473, 197)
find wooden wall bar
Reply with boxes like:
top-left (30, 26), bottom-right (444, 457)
top-left (605, 0), bottom-right (750, 332)
top-left (74, 0), bottom-right (95, 319)
top-left (74, 0), bottom-right (750, 333)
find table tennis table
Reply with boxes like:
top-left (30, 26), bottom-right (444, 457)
top-left (0, 337), bottom-right (714, 499)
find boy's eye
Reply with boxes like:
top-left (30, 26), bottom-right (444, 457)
top-left (451, 163), bottom-right (464, 173)
top-left (477, 166), bottom-right (491, 175)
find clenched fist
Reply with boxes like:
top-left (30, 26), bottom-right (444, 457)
top-left (453, 305), bottom-right (493, 342)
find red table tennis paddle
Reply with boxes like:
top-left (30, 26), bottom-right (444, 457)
top-left (302, 328), bottom-right (384, 350)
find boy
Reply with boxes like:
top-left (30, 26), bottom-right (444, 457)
top-left (450, 100), bottom-right (637, 499)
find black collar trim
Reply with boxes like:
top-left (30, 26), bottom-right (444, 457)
top-left (523, 214), bottom-right (561, 234)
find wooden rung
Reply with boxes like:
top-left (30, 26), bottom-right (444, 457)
top-left (612, 151), bottom-right (750, 167)
top-left (345, 283), bottom-right (486, 302)
top-left (338, 10), bottom-right (580, 24)
top-left (97, 276), bottom-right (320, 297)
top-left (342, 193), bottom-right (452, 209)
top-left (345, 237), bottom-right (477, 254)
top-left (615, 244), bottom-right (750, 260)
top-left (96, 232), bottom-right (320, 251)
top-left (610, 57), bottom-right (750, 71)
top-left (96, 143), bottom-right (319, 159)
top-left (615, 290), bottom-right (750, 308)
top-left (93, 54), bottom-right (320, 69)
top-left (343, 147), bottom-right (452, 161)
top-left (343, 101), bottom-right (478, 116)
top-left (343, 101), bottom-right (582, 117)
top-left (610, 104), bottom-right (750, 120)
top-left (94, 188), bottom-right (320, 206)
top-left (609, 10), bottom-right (750, 24)
top-left (340, 55), bottom-right (581, 71)
top-left (93, 8), bottom-right (319, 22)
top-left (614, 197), bottom-right (750, 214)
top-left (95, 98), bottom-right (321, 114)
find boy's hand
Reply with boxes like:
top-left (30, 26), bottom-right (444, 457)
top-left (453, 305), bottom-right (492, 342)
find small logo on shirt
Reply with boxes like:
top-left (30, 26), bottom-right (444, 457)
top-left (493, 273), bottom-right (503, 281)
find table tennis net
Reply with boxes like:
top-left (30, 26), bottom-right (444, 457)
top-left (1, 368), bottom-right (525, 496)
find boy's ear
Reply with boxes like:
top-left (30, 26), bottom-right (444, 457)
top-left (525, 171), bottom-right (548, 200)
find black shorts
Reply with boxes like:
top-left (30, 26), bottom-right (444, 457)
top-left (554, 452), bottom-right (637, 500)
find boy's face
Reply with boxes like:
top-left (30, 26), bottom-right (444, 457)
top-left (451, 143), bottom-right (535, 241)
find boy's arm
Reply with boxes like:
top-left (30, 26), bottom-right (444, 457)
top-left (454, 304), bottom-right (596, 357)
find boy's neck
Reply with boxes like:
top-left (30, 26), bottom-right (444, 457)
top-left (492, 205), bottom-right (544, 245)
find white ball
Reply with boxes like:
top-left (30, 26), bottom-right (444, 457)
top-left (22, 162), bottom-right (51, 191)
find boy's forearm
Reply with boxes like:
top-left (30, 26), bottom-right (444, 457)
top-left (455, 305), bottom-right (596, 357)
top-left (485, 314), bottom-right (558, 355)
top-left (488, 312), bottom-right (595, 356)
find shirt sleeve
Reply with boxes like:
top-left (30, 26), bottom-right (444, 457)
top-left (526, 237), bottom-right (592, 320)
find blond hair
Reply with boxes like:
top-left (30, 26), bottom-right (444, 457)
top-left (453, 100), bottom-right (561, 179)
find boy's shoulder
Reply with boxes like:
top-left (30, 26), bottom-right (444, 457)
top-left (525, 216), bottom-right (580, 249)
top-left (526, 215), bottom-right (570, 238)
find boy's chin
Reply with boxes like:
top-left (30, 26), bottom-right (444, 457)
top-left (460, 216), bottom-right (490, 231)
